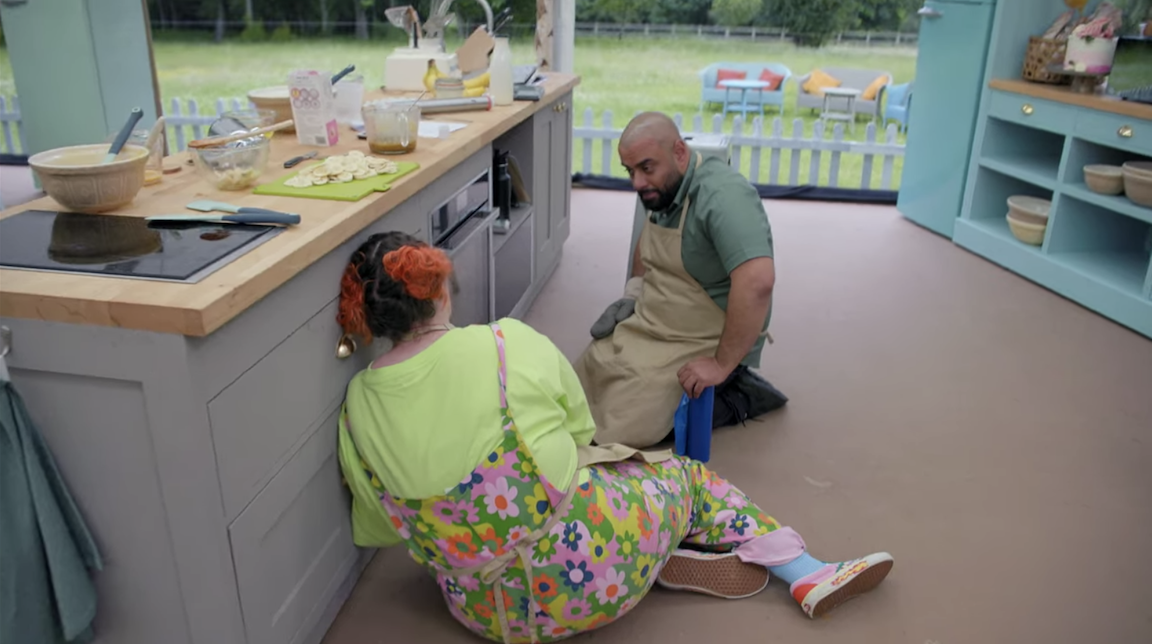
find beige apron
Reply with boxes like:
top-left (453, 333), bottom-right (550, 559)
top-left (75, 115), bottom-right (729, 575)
top-left (574, 153), bottom-right (732, 448)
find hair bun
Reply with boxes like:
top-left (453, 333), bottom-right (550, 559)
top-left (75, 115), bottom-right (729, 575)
top-left (382, 245), bottom-right (452, 301)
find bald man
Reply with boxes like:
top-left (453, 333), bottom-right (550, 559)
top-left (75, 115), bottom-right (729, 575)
top-left (573, 112), bottom-right (787, 448)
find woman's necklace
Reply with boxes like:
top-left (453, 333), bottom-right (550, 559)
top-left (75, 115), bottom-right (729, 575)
top-left (400, 323), bottom-right (454, 343)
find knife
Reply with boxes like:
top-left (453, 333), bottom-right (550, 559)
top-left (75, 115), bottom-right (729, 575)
top-left (284, 151), bottom-right (318, 168)
top-left (146, 212), bottom-right (301, 226)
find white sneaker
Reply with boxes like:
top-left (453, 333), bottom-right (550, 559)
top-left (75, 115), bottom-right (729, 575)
top-left (789, 552), bottom-right (894, 618)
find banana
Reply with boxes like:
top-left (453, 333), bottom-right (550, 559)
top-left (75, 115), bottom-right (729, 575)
top-left (463, 72), bottom-right (490, 90)
top-left (423, 60), bottom-right (442, 92)
top-left (463, 86), bottom-right (487, 98)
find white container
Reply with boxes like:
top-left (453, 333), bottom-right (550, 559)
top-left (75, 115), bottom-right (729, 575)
top-left (1063, 35), bottom-right (1119, 73)
top-left (287, 70), bottom-right (339, 147)
top-left (333, 73), bottom-right (365, 126)
top-left (489, 38), bottom-right (514, 106)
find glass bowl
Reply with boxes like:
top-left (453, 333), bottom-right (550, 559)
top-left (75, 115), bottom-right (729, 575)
top-left (191, 135), bottom-right (270, 191)
top-left (220, 108), bottom-right (278, 133)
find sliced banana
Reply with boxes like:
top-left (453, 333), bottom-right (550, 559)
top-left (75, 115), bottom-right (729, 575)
top-left (283, 151), bottom-right (402, 188)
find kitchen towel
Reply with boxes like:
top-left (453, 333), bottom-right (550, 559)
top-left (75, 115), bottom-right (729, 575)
top-left (1, 380), bottom-right (103, 644)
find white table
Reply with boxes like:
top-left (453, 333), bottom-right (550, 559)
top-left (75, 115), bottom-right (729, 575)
top-left (820, 87), bottom-right (861, 134)
top-left (719, 79), bottom-right (772, 118)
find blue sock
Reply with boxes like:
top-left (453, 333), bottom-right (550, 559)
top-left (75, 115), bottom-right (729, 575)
top-left (767, 552), bottom-right (827, 585)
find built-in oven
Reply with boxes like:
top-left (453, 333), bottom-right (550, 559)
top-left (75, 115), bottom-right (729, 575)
top-left (431, 168), bottom-right (496, 328)
top-left (430, 169), bottom-right (492, 246)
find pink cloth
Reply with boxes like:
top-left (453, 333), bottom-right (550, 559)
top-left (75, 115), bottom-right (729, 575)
top-left (734, 526), bottom-right (807, 567)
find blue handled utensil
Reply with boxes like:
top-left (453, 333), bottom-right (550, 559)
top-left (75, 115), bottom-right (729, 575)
top-left (103, 107), bottom-right (144, 164)
top-left (331, 64), bottom-right (356, 85)
top-left (186, 199), bottom-right (298, 218)
top-left (146, 212), bottom-right (301, 226)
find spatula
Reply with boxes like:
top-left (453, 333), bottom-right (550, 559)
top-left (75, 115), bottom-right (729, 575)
top-left (103, 107), bottom-right (144, 164)
top-left (146, 212), bottom-right (301, 226)
top-left (187, 200), bottom-right (298, 218)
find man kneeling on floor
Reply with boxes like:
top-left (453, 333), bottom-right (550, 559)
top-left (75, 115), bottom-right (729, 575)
top-left (574, 111), bottom-right (788, 448)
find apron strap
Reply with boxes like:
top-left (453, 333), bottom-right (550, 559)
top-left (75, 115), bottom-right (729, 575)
top-left (489, 322), bottom-right (512, 426)
top-left (674, 152), bottom-right (703, 233)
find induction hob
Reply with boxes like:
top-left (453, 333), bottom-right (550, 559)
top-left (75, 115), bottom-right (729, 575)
top-left (0, 210), bottom-right (282, 283)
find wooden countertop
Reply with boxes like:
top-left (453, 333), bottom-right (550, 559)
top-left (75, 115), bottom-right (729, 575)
top-left (989, 78), bottom-right (1152, 120)
top-left (0, 73), bottom-right (579, 336)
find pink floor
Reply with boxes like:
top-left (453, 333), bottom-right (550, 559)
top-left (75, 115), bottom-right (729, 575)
top-left (322, 189), bottom-right (1152, 644)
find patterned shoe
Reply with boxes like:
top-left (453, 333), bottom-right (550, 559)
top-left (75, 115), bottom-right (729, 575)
top-left (790, 552), bottom-right (894, 618)
top-left (656, 549), bottom-right (770, 599)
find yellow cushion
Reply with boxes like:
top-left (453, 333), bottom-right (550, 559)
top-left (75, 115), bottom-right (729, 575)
top-left (862, 76), bottom-right (888, 101)
top-left (802, 69), bottom-right (842, 96)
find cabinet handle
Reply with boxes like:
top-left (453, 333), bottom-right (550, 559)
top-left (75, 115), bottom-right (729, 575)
top-left (1021, 104), bottom-right (1034, 116)
top-left (1118, 125), bottom-right (1134, 139)
top-left (336, 333), bottom-right (356, 359)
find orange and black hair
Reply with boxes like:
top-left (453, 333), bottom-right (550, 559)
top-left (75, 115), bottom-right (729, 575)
top-left (337, 232), bottom-right (454, 344)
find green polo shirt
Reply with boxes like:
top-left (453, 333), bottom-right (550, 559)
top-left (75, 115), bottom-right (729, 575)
top-left (648, 155), bottom-right (774, 367)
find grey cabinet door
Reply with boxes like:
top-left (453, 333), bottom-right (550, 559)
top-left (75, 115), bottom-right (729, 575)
top-left (550, 92), bottom-right (574, 249)
top-left (533, 104), bottom-right (558, 277)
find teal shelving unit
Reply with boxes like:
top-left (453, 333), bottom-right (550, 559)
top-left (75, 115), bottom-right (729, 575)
top-left (953, 0), bottom-right (1152, 339)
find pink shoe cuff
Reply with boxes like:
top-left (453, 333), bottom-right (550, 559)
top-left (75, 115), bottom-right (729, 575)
top-left (734, 527), bottom-right (807, 567)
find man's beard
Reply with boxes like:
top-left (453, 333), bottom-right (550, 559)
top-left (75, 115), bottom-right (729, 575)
top-left (639, 172), bottom-right (683, 212)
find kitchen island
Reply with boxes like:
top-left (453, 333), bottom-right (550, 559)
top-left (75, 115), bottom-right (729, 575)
top-left (0, 73), bottom-right (578, 644)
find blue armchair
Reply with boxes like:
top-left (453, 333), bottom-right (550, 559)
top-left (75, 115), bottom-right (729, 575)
top-left (880, 81), bottom-right (913, 132)
top-left (698, 63), bottom-right (793, 116)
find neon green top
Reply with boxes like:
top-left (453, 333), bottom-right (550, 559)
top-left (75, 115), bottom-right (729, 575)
top-left (337, 318), bottom-right (596, 547)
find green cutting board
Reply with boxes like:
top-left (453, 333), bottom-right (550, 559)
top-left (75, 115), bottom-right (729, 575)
top-left (253, 161), bottom-right (420, 202)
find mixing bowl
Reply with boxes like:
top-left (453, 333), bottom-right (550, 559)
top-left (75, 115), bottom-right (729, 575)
top-left (247, 87), bottom-right (294, 133)
top-left (28, 143), bottom-right (149, 213)
top-left (191, 135), bottom-right (271, 191)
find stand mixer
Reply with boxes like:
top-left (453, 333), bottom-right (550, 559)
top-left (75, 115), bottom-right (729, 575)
top-left (383, 0), bottom-right (495, 91)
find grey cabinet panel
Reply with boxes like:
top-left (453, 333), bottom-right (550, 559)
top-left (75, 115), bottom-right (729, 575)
top-left (209, 297), bottom-right (370, 520)
top-left (189, 199), bottom-right (426, 403)
top-left (533, 108), bottom-right (557, 277)
top-left (12, 370), bottom-right (192, 644)
top-left (229, 405), bottom-right (360, 644)
top-left (550, 93), bottom-right (573, 248)
top-left (494, 212), bottom-right (534, 319)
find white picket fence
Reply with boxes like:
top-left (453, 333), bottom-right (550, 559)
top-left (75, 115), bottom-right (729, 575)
top-left (576, 109), bottom-right (906, 190)
top-left (0, 96), bottom-right (25, 155)
top-left (1, 96), bottom-right (906, 190)
top-left (0, 96), bottom-right (255, 156)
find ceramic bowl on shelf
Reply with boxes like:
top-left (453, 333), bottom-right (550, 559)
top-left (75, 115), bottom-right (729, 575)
top-left (1123, 160), bottom-right (1152, 178)
top-left (1122, 162), bottom-right (1152, 207)
top-left (1006, 213), bottom-right (1047, 246)
top-left (1006, 195), bottom-right (1051, 226)
top-left (1083, 164), bottom-right (1124, 195)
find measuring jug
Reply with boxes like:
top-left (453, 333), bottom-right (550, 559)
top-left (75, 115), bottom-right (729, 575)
top-left (362, 100), bottom-right (420, 155)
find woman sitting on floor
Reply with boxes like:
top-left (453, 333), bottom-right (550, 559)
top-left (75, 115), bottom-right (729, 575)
top-left (335, 231), bottom-right (894, 643)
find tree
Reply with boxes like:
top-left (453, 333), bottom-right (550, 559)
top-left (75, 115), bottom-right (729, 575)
top-left (578, 0), bottom-right (658, 24)
top-left (711, 0), bottom-right (762, 27)
top-left (649, 0), bottom-right (713, 25)
top-left (769, 0), bottom-right (857, 46)
top-left (853, 0), bottom-right (920, 31)
top-left (355, 0), bottom-right (372, 39)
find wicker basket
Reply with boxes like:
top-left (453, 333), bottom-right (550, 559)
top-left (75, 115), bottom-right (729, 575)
top-left (1022, 36), bottom-right (1071, 85)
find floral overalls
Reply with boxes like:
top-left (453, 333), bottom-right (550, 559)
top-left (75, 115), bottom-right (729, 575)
top-left (347, 323), bottom-right (783, 643)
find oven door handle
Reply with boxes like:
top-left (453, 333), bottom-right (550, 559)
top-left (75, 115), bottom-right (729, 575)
top-left (437, 209), bottom-right (498, 256)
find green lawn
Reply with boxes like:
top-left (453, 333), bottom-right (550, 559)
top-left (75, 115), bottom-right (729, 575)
top-left (0, 33), bottom-right (917, 188)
